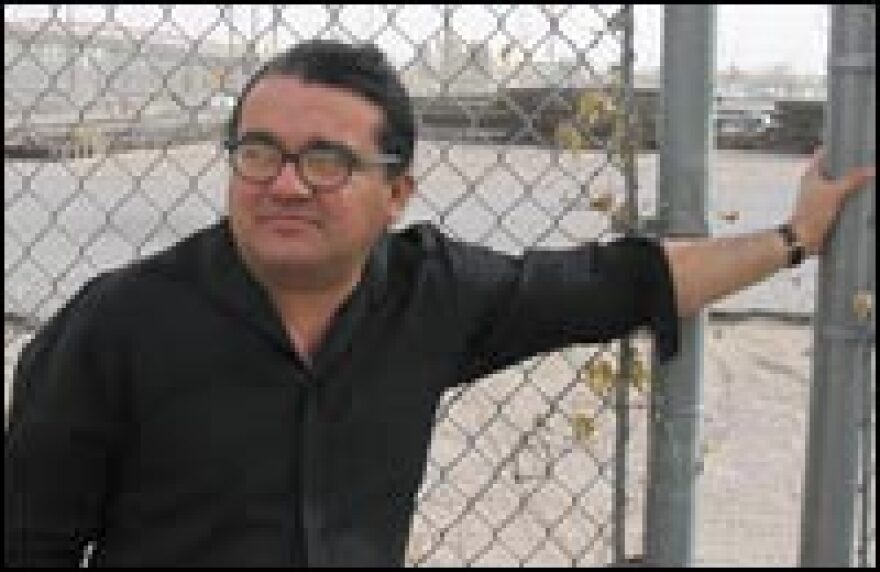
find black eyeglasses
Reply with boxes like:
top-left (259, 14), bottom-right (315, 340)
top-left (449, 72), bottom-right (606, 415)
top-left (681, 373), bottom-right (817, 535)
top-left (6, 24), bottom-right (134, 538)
top-left (224, 135), bottom-right (400, 193)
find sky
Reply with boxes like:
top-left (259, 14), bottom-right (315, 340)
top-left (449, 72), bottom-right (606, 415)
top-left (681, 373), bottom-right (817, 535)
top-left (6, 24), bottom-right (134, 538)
top-left (634, 4), bottom-right (828, 75)
top-left (4, 4), bottom-right (830, 76)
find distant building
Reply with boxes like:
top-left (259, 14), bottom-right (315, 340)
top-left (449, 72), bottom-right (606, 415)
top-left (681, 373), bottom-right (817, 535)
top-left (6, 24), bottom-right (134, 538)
top-left (6, 17), bottom-right (827, 154)
top-left (400, 34), bottom-right (608, 94)
top-left (5, 19), bottom-right (258, 121)
top-left (401, 32), bottom-right (496, 96)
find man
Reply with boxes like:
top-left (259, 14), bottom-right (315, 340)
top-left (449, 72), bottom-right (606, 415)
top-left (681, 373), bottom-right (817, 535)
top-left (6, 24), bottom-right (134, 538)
top-left (5, 40), bottom-right (874, 567)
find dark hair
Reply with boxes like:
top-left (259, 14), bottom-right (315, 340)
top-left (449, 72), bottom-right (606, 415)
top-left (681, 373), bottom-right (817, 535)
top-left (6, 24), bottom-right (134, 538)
top-left (227, 40), bottom-right (415, 177)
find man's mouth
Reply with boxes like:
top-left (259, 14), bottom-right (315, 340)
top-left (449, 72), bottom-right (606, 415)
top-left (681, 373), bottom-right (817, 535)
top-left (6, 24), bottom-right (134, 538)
top-left (257, 214), bottom-right (322, 232)
top-left (258, 213), bottom-right (320, 224)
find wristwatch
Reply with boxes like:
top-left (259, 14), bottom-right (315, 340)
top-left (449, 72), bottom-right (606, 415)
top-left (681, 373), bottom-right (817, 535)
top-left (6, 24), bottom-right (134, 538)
top-left (777, 223), bottom-right (806, 268)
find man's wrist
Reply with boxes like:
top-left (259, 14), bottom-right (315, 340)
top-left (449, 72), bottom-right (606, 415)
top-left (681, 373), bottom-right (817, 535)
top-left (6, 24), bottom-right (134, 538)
top-left (776, 222), bottom-right (806, 268)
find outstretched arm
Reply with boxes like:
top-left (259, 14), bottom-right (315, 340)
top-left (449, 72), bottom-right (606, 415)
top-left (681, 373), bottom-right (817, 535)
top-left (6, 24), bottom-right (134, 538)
top-left (663, 150), bottom-right (875, 318)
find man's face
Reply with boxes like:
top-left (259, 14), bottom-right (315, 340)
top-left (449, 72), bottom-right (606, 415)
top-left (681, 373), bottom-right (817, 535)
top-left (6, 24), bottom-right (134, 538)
top-left (228, 75), bottom-right (412, 282)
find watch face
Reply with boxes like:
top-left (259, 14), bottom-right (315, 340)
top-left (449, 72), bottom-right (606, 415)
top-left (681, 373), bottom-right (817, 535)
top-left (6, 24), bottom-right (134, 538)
top-left (791, 245), bottom-right (806, 267)
top-left (777, 223), bottom-right (804, 267)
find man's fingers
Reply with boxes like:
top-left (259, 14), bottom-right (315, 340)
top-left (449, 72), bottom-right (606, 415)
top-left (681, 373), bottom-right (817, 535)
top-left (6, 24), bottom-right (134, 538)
top-left (835, 165), bottom-right (876, 195)
top-left (805, 146), bottom-right (875, 194)
top-left (800, 147), bottom-right (829, 187)
top-left (808, 146), bottom-right (826, 176)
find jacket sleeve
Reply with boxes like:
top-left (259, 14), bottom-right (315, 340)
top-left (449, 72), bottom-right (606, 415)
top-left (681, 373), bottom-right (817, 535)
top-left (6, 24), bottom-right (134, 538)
top-left (5, 274), bottom-right (126, 567)
top-left (454, 235), bottom-right (680, 383)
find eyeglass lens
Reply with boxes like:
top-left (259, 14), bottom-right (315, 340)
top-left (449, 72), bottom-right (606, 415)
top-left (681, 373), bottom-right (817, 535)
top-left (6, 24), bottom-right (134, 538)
top-left (232, 142), bottom-right (350, 188)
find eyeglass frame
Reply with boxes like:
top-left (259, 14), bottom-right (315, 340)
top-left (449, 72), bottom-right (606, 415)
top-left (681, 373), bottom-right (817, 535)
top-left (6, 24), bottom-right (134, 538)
top-left (223, 132), bottom-right (401, 193)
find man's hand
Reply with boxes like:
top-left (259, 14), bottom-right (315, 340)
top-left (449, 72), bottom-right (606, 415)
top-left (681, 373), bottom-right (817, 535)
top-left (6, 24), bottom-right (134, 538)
top-left (790, 148), bottom-right (875, 255)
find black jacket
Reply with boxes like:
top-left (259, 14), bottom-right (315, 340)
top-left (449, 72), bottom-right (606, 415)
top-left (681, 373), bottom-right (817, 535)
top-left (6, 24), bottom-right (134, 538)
top-left (5, 219), bottom-right (678, 567)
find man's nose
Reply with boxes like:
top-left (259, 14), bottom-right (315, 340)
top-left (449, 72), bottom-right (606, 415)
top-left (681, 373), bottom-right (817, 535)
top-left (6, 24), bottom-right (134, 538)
top-left (268, 160), bottom-right (312, 199)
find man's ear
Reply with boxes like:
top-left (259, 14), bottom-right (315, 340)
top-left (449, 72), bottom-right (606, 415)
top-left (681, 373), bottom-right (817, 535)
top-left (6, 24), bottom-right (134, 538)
top-left (386, 174), bottom-right (415, 223)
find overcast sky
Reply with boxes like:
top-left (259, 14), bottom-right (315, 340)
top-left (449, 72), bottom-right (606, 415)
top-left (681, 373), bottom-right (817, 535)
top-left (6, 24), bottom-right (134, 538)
top-left (5, 4), bottom-right (830, 76)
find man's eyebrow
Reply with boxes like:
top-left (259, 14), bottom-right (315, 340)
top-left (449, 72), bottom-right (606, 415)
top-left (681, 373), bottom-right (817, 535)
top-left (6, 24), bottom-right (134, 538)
top-left (235, 132), bottom-right (356, 155)
top-left (302, 138), bottom-right (359, 155)
top-left (236, 130), bottom-right (285, 148)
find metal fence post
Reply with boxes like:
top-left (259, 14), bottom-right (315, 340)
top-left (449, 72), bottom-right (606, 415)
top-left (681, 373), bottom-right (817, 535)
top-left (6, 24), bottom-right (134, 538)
top-left (644, 5), bottom-right (714, 566)
top-left (800, 5), bottom-right (876, 567)
top-left (613, 7), bottom-right (636, 565)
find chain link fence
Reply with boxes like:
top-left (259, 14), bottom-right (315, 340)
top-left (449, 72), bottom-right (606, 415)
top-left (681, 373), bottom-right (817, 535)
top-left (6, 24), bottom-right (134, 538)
top-left (3, 4), bottom-right (875, 567)
top-left (5, 4), bottom-right (650, 566)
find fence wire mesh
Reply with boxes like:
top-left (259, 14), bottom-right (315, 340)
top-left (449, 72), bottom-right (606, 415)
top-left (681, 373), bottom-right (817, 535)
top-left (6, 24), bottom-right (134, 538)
top-left (4, 4), bottom-right (651, 566)
top-left (3, 4), bottom-right (875, 568)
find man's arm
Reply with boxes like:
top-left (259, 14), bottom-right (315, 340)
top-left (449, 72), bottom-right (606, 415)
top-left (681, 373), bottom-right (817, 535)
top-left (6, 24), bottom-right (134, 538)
top-left (5, 276), bottom-right (122, 567)
top-left (664, 150), bottom-right (875, 318)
